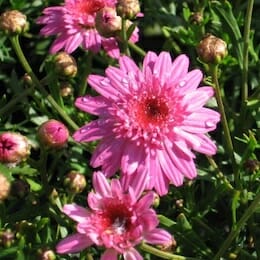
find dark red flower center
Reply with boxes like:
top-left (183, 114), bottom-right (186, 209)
top-left (99, 198), bottom-right (132, 233)
top-left (137, 97), bottom-right (170, 127)
top-left (77, 0), bottom-right (104, 15)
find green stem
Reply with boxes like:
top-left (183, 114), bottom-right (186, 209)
top-left (206, 156), bottom-right (234, 191)
top-left (39, 148), bottom-right (49, 193)
top-left (128, 41), bottom-right (146, 57)
top-left (78, 51), bottom-right (93, 96)
top-left (0, 87), bottom-right (33, 117)
top-left (121, 18), bottom-right (130, 56)
top-left (241, 0), bottom-right (254, 108)
top-left (213, 191), bottom-right (260, 260)
top-left (9, 35), bottom-right (79, 131)
top-left (210, 65), bottom-right (238, 187)
top-left (140, 243), bottom-right (198, 260)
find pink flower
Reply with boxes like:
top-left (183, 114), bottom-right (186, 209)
top-left (0, 132), bottom-right (30, 166)
top-left (73, 52), bottom-right (220, 195)
top-left (37, 0), bottom-right (139, 58)
top-left (56, 171), bottom-right (172, 259)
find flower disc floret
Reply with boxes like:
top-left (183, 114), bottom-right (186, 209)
top-left (73, 51), bottom-right (220, 195)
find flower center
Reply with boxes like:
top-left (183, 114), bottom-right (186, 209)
top-left (75, 0), bottom-right (104, 15)
top-left (135, 96), bottom-right (170, 128)
top-left (101, 198), bottom-right (132, 234)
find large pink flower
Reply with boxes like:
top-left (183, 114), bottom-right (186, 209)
top-left (73, 52), bottom-right (220, 195)
top-left (37, 0), bottom-right (139, 58)
top-left (56, 171), bottom-right (172, 259)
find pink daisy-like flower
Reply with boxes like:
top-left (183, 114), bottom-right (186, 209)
top-left (37, 0), bottom-right (139, 58)
top-left (56, 171), bottom-right (172, 259)
top-left (73, 51), bottom-right (220, 195)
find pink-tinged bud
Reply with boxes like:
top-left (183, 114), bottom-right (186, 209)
top-left (0, 10), bottom-right (28, 35)
top-left (0, 229), bottom-right (15, 248)
top-left (54, 52), bottom-right (77, 78)
top-left (0, 173), bottom-right (11, 201)
top-left (95, 7), bottom-right (122, 38)
top-left (189, 12), bottom-right (203, 25)
top-left (197, 34), bottom-right (227, 64)
top-left (64, 171), bottom-right (87, 193)
top-left (0, 132), bottom-right (30, 166)
top-left (117, 0), bottom-right (141, 19)
top-left (38, 120), bottom-right (69, 149)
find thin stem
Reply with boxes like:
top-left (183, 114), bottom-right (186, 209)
top-left (210, 65), bottom-right (239, 187)
top-left (9, 35), bottom-right (79, 131)
top-left (241, 0), bottom-right (254, 105)
top-left (206, 155), bottom-right (234, 191)
top-left (78, 51), bottom-right (93, 96)
top-left (121, 18), bottom-right (130, 56)
top-left (128, 41), bottom-right (146, 57)
top-left (140, 243), bottom-right (198, 260)
top-left (213, 192), bottom-right (260, 260)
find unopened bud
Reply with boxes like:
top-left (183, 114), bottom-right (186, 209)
top-left (37, 249), bottom-right (56, 260)
top-left (0, 132), bottom-right (30, 166)
top-left (96, 7), bottom-right (122, 38)
top-left (54, 52), bottom-right (77, 78)
top-left (197, 34), bottom-right (227, 64)
top-left (11, 179), bottom-right (30, 198)
top-left (175, 199), bottom-right (184, 209)
top-left (60, 82), bottom-right (73, 97)
top-left (158, 237), bottom-right (177, 252)
top-left (244, 159), bottom-right (259, 173)
top-left (0, 10), bottom-right (28, 35)
top-left (38, 120), bottom-right (69, 149)
top-left (189, 12), bottom-right (203, 25)
top-left (64, 171), bottom-right (86, 193)
top-left (0, 173), bottom-right (11, 201)
top-left (117, 0), bottom-right (141, 19)
top-left (0, 229), bottom-right (15, 247)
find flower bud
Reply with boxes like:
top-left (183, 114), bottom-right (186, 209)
top-left (0, 132), bottom-right (30, 166)
top-left (37, 249), bottom-right (56, 260)
top-left (197, 34), bottom-right (227, 64)
top-left (117, 0), bottom-right (141, 19)
top-left (0, 229), bottom-right (15, 247)
top-left (95, 7), bottom-right (122, 38)
top-left (0, 173), bottom-right (10, 201)
top-left (244, 159), bottom-right (259, 173)
top-left (10, 179), bottom-right (30, 198)
top-left (0, 10), bottom-right (28, 35)
top-left (38, 120), bottom-right (69, 149)
top-left (64, 171), bottom-right (86, 194)
top-left (189, 12), bottom-right (203, 25)
top-left (54, 52), bottom-right (77, 78)
top-left (60, 82), bottom-right (74, 97)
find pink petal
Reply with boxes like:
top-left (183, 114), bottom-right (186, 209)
top-left (143, 51), bottom-right (158, 80)
top-left (73, 120), bottom-right (110, 142)
top-left (75, 96), bottom-right (111, 116)
top-left (101, 249), bottom-right (118, 260)
top-left (123, 248), bottom-right (143, 260)
top-left (144, 228), bottom-right (172, 245)
top-left (135, 192), bottom-right (154, 211)
top-left (102, 37), bottom-right (120, 59)
top-left (64, 33), bottom-right (83, 53)
top-left (121, 141), bottom-right (146, 175)
top-left (193, 134), bottom-right (218, 155)
top-left (153, 52), bottom-right (172, 85)
top-left (62, 204), bottom-right (89, 223)
top-left (92, 171), bottom-right (111, 197)
top-left (119, 55), bottom-right (139, 73)
top-left (157, 149), bottom-right (184, 187)
top-left (177, 69), bottom-right (203, 91)
top-left (169, 54), bottom-right (189, 83)
top-left (88, 75), bottom-right (120, 100)
top-left (56, 233), bottom-right (92, 254)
